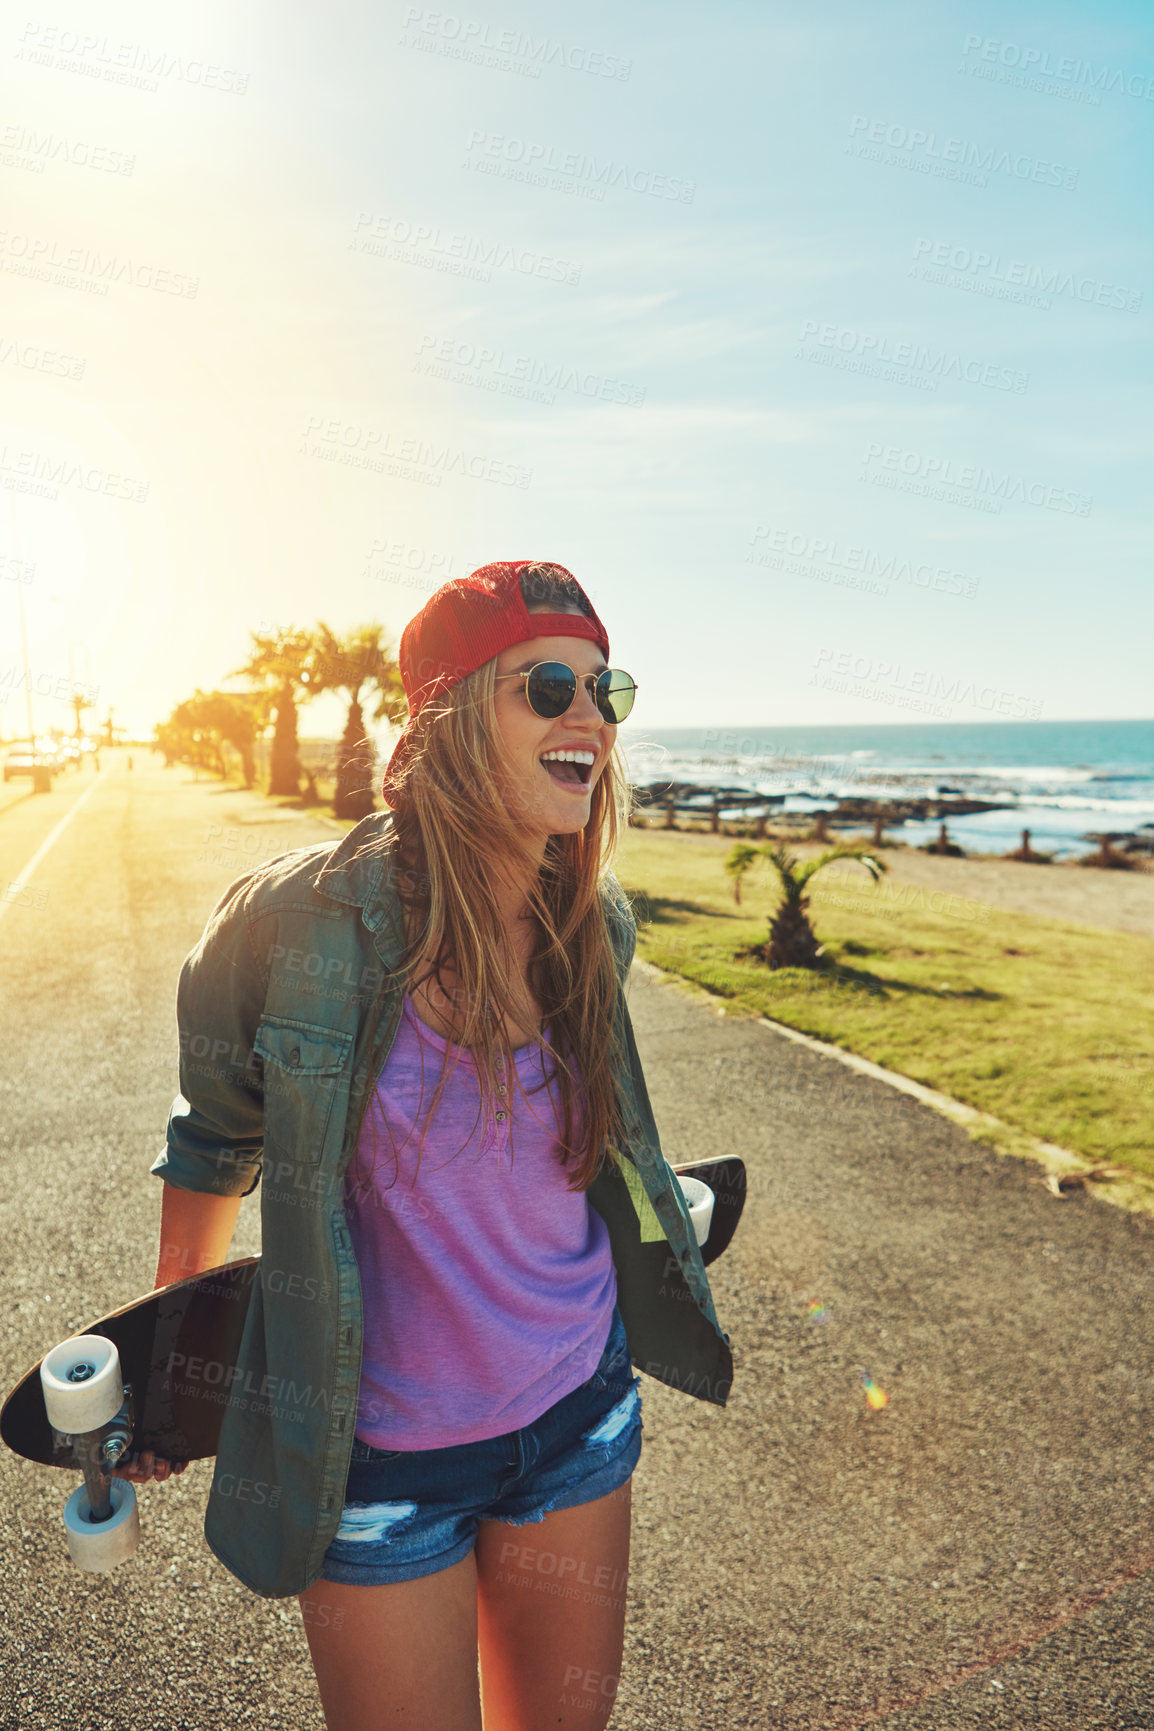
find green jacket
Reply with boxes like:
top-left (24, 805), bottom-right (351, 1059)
top-left (151, 814), bottom-right (733, 1599)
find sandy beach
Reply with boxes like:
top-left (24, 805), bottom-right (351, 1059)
top-left (802, 838), bottom-right (1154, 941)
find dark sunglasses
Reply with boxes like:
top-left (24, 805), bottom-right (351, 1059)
top-left (496, 661), bottom-right (637, 724)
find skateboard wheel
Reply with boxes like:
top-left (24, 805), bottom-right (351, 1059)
top-left (62, 1478), bottom-right (140, 1572)
top-left (674, 1174), bottom-right (715, 1247)
top-left (40, 1335), bottom-right (123, 1434)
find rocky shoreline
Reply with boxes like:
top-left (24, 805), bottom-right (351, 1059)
top-left (630, 779), bottom-right (1009, 823)
top-left (629, 779), bottom-right (1154, 857)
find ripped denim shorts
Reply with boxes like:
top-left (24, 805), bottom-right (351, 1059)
top-left (318, 1302), bottom-right (643, 1587)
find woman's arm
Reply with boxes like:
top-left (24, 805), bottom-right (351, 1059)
top-left (126, 875), bottom-right (265, 1486)
top-left (112, 1183), bottom-right (245, 1487)
top-left (154, 1182), bottom-right (243, 1289)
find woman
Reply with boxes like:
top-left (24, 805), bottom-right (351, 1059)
top-left (132, 560), bottom-right (733, 1730)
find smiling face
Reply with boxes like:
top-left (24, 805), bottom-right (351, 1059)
top-left (491, 630), bottom-right (615, 844)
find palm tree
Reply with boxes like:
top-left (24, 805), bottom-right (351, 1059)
top-left (758, 841), bottom-right (886, 969)
top-left (163, 695), bottom-right (223, 776)
top-left (196, 690), bottom-right (261, 787)
top-left (306, 623), bottom-right (405, 820)
top-left (154, 717), bottom-right (183, 767)
top-left (70, 690), bottom-right (91, 739)
top-left (167, 690), bottom-right (261, 785)
top-left (724, 843), bottom-right (760, 907)
top-left (231, 627), bottom-right (316, 797)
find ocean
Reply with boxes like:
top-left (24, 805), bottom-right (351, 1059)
top-left (616, 718), bottom-right (1154, 861)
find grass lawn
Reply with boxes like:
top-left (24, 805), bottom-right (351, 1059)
top-left (613, 827), bottom-right (1154, 1182)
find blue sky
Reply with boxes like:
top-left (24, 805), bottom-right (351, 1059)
top-left (2, 0), bottom-right (1150, 742)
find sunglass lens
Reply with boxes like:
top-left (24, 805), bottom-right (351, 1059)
top-left (598, 671), bottom-right (636, 724)
top-left (526, 663), bottom-right (577, 719)
top-left (524, 663), bottom-right (636, 722)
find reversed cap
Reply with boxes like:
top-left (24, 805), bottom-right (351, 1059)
top-left (380, 560), bottom-right (609, 808)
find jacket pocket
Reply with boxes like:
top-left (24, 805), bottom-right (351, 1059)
top-left (254, 1017), bottom-right (353, 1168)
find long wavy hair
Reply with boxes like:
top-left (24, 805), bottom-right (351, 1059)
top-left (345, 567), bottom-right (636, 1199)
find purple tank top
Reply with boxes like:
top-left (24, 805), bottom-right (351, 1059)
top-left (342, 993), bottom-right (617, 1449)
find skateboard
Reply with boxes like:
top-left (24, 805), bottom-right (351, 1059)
top-left (671, 1155), bottom-right (746, 1266)
top-left (1, 1257), bottom-right (258, 1572)
top-left (1, 1158), bottom-right (744, 1573)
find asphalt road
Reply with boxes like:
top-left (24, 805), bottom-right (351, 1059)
top-left (1, 755), bottom-right (1151, 1730)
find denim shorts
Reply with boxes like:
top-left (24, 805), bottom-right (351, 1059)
top-left (319, 1303), bottom-right (643, 1587)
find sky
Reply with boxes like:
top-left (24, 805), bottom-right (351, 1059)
top-left (1, 0), bottom-right (1151, 747)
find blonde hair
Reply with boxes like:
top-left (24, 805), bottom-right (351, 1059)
top-left (347, 622), bottom-right (635, 1197)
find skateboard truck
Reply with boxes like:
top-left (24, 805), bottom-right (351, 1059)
top-left (40, 1336), bottom-right (141, 1572)
top-left (53, 1385), bottom-right (135, 1522)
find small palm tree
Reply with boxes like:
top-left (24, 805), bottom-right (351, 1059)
top-left (724, 843), bottom-right (760, 907)
top-left (759, 841), bottom-right (886, 969)
top-left (69, 690), bottom-right (92, 740)
top-left (1080, 833), bottom-right (1141, 871)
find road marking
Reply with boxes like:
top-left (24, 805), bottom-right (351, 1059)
top-left (0, 773), bottom-right (106, 928)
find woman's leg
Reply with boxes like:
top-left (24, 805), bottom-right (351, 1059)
top-left (299, 1552), bottom-right (483, 1731)
top-left (474, 1479), bottom-right (632, 1731)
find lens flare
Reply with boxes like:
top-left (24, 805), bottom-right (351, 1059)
top-left (861, 1371), bottom-right (889, 1411)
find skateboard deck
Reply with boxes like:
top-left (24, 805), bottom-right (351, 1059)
top-left (2, 1158), bottom-right (745, 1472)
top-left (1, 1257), bottom-right (259, 1469)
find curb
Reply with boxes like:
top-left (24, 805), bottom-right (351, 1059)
top-left (631, 957), bottom-right (1154, 1222)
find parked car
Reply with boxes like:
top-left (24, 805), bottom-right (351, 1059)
top-left (4, 751), bottom-right (39, 782)
top-left (3, 749), bottom-right (57, 783)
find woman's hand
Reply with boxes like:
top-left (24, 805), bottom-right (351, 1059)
top-left (111, 1449), bottom-right (188, 1484)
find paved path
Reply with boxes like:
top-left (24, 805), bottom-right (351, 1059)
top-left (1, 757), bottom-right (1151, 1728)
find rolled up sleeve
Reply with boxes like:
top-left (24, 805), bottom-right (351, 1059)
top-left (150, 873), bottom-right (269, 1198)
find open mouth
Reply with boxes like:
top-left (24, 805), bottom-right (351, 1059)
top-left (540, 756), bottom-right (594, 789)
